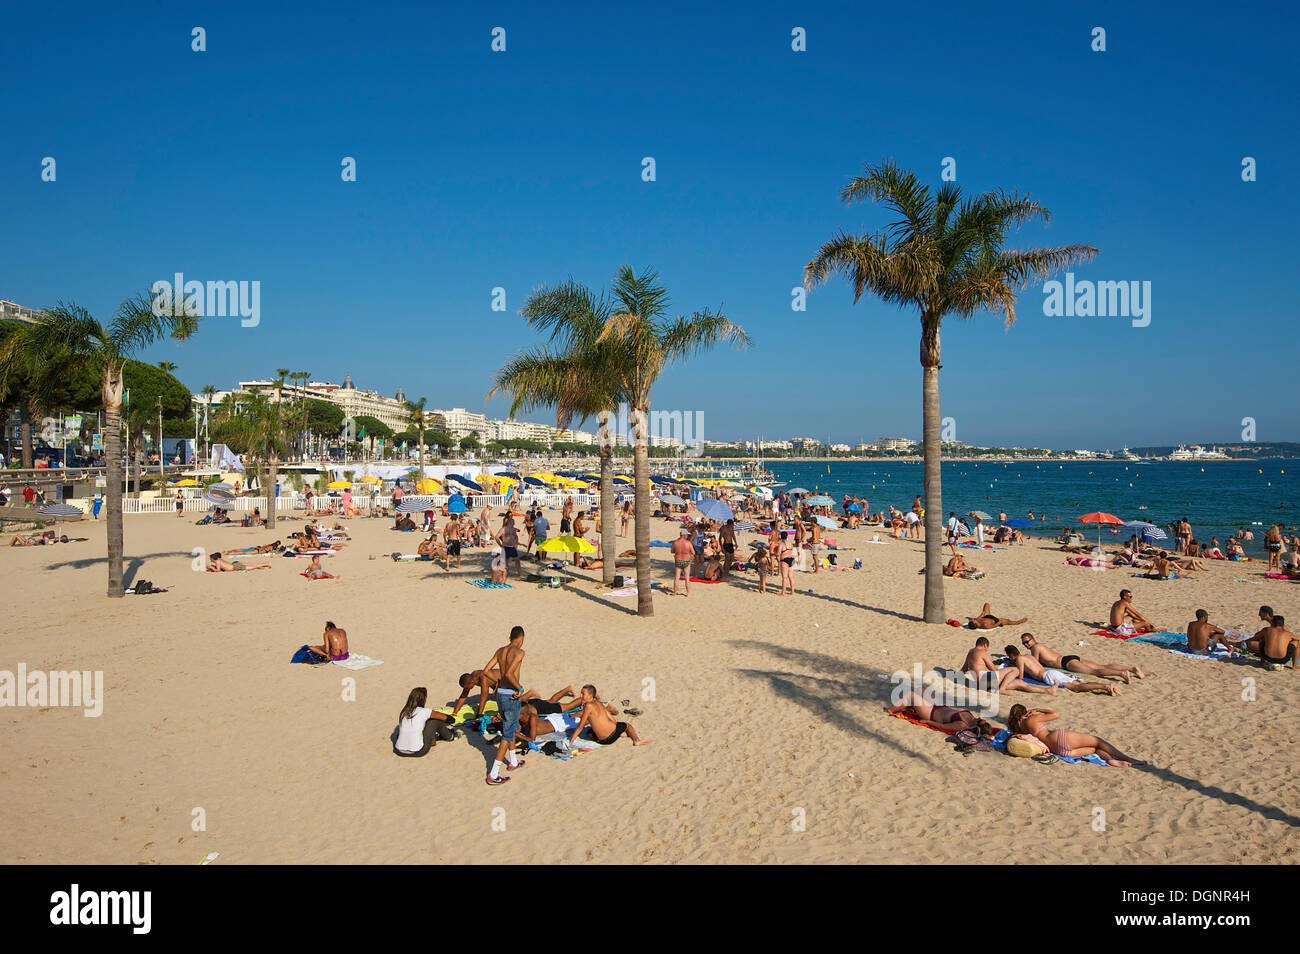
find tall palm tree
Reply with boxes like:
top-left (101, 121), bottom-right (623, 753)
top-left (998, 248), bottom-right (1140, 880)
top-left (406, 396), bottom-right (430, 479)
top-left (805, 160), bottom-right (1097, 622)
top-left (200, 384), bottom-right (218, 462)
top-left (156, 360), bottom-right (178, 373)
top-left (596, 267), bottom-right (749, 616)
top-left (493, 280), bottom-right (627, 585)
top-left (1, 295), bottom-right (197, 597)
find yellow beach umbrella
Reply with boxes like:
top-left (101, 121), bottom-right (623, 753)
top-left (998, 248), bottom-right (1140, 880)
top-left (415, 477), bottom-right (441, 493)
top-left (173, 478), bottom-right (199, 486)
top-left (536, 535), bottom-right (596, 553)
top-left (327, 480), bottom-right (351, 489)
top-left (358, 475), bottom-right (381, 484)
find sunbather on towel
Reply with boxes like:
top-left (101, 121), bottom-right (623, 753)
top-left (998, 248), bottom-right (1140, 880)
top-left (944, 554), bottom-right (985, 579)
top-left (965, 602), bottom-right (1026, 630)
top-left (307, 621), bottom-right (349, 661)
top-left (304, 555), bottom-right (339, 580)
top-left (230, 540), bottom-right (284, 555)
top-left (886, 690), bottom-right (997, 737)
top-left (960, 637), bottom-right (1056, 695)
top-left (1007, 704), bottom-right (1145, 767)
top-left (570, 685), bottom-right (651, 747)
top-left (1109, 589), bottom-right (1156, 634)
top-left (208, 551), bottom-right (270, 572)
top-left (1020, 633), bottom-right (1144, 683)
top-left (1186, 610), bottom-right (1238, 655)
top-left (1002, 645), bottom-right (1121, 695)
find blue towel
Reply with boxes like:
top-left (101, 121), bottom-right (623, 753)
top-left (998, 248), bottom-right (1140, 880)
top-left (1132, 631), bottom-right (1186, 648)
top-left (649, 540), bottom-right (671, 548)
top-left (467, 579), bottom-right (512, 589)
top-left (992, 729), bottom-right (1109, 766)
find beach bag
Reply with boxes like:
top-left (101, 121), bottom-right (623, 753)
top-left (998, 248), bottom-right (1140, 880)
top-left (134, 579), bottom-right (154, 595)
top-left (290, 645), bottom-right (330, 664)
top-left (1006, 734), bottom-right (1049, 758)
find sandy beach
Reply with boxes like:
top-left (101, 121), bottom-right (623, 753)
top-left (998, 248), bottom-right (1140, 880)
top-left (2, 508), bottom-right (1297, 865)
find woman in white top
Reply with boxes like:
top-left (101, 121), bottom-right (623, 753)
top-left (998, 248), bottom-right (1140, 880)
top-left (394, 687), bottom-right (457, 757)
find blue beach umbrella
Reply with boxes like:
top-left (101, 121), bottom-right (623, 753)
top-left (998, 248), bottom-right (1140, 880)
top-left (811, 514), bottom-right (838, 529)
top-left (846, 503), bottom-right (861, 513)
top-left (447, 493), bottom-right (467, 514)
top-left (803, 495), bottom-right (834, 507)
top-left (697, 499), bottom-right (734, 521)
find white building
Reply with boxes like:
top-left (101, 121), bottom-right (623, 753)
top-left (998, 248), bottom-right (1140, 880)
top-left (874, 437), bottom-right (916, 453)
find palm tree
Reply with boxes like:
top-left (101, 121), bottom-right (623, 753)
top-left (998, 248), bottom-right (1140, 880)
top-left (805, 160), bottom-right (1097, 622)
top-left (406, 396), bottom-right (430, 479)
top-left (200, 384), bottom-right (218, 462)
top-left (597, 266), bottom-right (749, 616)
top-left (492, 280), bottom-right (627, 586)
top-left (1, 295), bottom-right (197, 597)
top-left (156, 360), bottom-right (178, 373)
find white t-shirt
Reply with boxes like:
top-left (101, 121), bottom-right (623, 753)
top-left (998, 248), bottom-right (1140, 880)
top-left (395, 706), bottom-right (435, 753)
top-left (905, 511), bottom-right (919, 525)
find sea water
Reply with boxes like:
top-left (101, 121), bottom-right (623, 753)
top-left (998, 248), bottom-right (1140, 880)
top-left (764, 459), bottom-right (1298, 557)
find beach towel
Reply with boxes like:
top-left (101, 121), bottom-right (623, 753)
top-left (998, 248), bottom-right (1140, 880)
top-left (1235, 578), bottom-right (1266, 584)
top-left (332, 653), bottom-right (383, 671)
top-left (1264, 573), bottom-right (1300, 582)
top-left (436, 700), bottom-right (500, 726)
top-left (991, 729), bottom-right (1109, 766)
top-left (1132, 631), bottom-right (1187, 648)
top-left (649, 540), bottom-right (671, 547)
top-left (1131, 572), bottom-right (1185, 581)
top-left (1168, 648), bottom-right (1249, 662)
top-left (688, 577), bottom-right (724, 584)
top-left (888, 710), bottom-right (956, 735)
top-left (467, 579), bottom-right (512, 589)
top-left (607, 587), bottom-right (637, 596)
top-left (299, 572), bottom-right (334, 581)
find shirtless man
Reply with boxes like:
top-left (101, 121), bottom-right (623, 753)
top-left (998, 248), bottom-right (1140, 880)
top-left (570, 684), bottom-right (651, 747)
top-left (965, 602), bottom-right (1026, 630)
top-left (1109, 589), bottom-right (1156, 635)
top-left (1243, 615), bottom-right (1299, 670)
top-left (670, 529), bottom-right (695, 596)
top-left (304, 621), bottom-right (348, 661)
top-left (417, 532), bottom-right (445, 560)
top-left (208, 551), bottom-right (270, 571)
top-left (1020, 632), bottom-right (1144, 683)
top-left (443, 514), bottom-right (463, 572)
top-left (495, 517), bottom-right (522, 578)
top-left (570, 511), bottom-right (588, 566)
top-left (1002, 645), bottom-right (1120, 695)
top-left (960, 636), bottom-right (1056, 695)
top-left (484, 626), bottom-right (527, 785)
top-left (720, 519), bottom-right (738, 578)
top-left (1187, 609), bottom-right (1235, 655)
top-left (944, 553), bottom-right (982, 579)
top-left (304, 554), bottom-right (338, 580)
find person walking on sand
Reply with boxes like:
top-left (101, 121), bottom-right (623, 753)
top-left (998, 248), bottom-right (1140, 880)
top-left (670, 528), bottom-right (695, 596)
top-left (485, 626), bottom-right (527, 786)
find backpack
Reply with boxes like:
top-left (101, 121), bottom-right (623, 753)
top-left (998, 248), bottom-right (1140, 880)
top-left (134, 579), bottom-right (154, 595)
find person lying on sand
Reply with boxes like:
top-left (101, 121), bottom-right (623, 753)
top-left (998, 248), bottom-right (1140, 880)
top-left (1109, 589), bottom-right (1156, 635)
top-left (307, 621), bottom-right (349, 661)
top-left (1020, 633), bottom-right (1144, 683)
top-left (570, 684), bottom-right (651, 747)
top-left (886, 690), bottom-right (997, 737)
top-left (1187, 609), bottom-right (1238, 655)
top-left (1002, 645), bottom-right (1121, 695)
top-left (1007, 704), bottom-right (1146, 767)
top-left (8, 530), bottom-right (60, 546)
top-left (229, 540), bottom-right (284, 555)
top-left (1242, 616), bottom-right (1299, 670)
top-left (965, 602), bottom-right (1027, 629)
top-left (304, 555), bottom-right (338, 580)
top-left (960, 637), bottom-right (1056, 695)
top-left (208, 551), bottom-right (270, 571)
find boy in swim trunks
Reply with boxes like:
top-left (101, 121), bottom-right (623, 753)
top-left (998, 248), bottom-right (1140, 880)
top-left (570, 684), bottom-right (651, 747)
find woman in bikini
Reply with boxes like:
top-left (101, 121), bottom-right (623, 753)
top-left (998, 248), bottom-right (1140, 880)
top-left (771, 523), bottom-right (795, 596)
top-left (1265, 525), bottom-right (1284, 572)
top-left (887, 691), bottom-right (996, 737)
top-left (1007, 703), bottom-right (1145, 767)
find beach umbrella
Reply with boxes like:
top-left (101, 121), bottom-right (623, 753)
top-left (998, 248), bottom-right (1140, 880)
top-left (415, 477), bottom-right (441, 493)
top-left (38, 502), bottom-right (82, 528)
top-left (847, 503), bottom-right (861, 513)
top-left (209, 482), bottom-right (233, 492)
top-left (803, 495), bottom-right (834, 507)
top-left (171, 478), bottom-right (199, 486)
top-left (1123, 520), bottom-right (1168, 542)
top-left (396, 496), bottom-right (435, 513)
top-left (327, 480), bottom-right (351, 489)
top-left (811, 514), bottom-right (838, 530)
top-left (536, 535), bottom-right (596, 553)
top-left (734, 521), bottom-right (758, 532)
top-left (358, 475), bottom-right (382, 484)
top-left (659, 494), bottom-right (687, 507)
top-left (967, 510), bottom-right (991, 521)
top-left (1005, 518), bottom-right (1032, 528)
top-left (788, 487), bottom-right (809, 494)
top-left (1077, 511), bottom-right (1124, 550)
top-left (447, 493), bottom-right (467, 514)
top-left (444, 474), bottom-right (483, 491)
top-left (205, 489), bottom-right (235, 505)
top-left (697, 499), bottom-right (734, 521)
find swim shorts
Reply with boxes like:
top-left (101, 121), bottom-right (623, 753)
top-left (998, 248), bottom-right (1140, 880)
top-left (594, 722), bottom-right (628, 745)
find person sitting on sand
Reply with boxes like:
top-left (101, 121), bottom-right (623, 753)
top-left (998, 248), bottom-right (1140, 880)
top-left (569, 684), bottom-right (651, 747)
top-left (965, 602), bottom-right (1027, 630)
top-left (393, 687), bottom-right (457, 756)
top-left (886, 690), bottom-right (997, 737)
top-left (1002, 645), bottom-right (1121, 695)
top-left (944, 553), bottom-right (984, 579)
top-left (1242, 615), bottom-right (1299, 670)
top-left (1020, 633), bottom-right (1144, 683)
top-left (960, 636), bottom-right (1056, 695)
top-left (417, 533), bottom-right (445, 561)
top-left (304, 554), bottom-right (338, 580)
top-left (1109, 589), bottom-right (1156, 635)
top-left (1186, 609), bottom-right (1236, 655)
top-left (208, 551), bottom-right (270, 571)
top-left (395, 514), bottom-right (417, 532)
top-left (1143, 551), bottom-right (1180, 579)
top-left (1007, 704), bottom-right (1145, 767)
top-left (306, 620), bottom-right (349, 661)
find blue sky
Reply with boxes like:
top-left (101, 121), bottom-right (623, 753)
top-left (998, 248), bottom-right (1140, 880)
top-left (3, 0), bottom-right (1296, 448)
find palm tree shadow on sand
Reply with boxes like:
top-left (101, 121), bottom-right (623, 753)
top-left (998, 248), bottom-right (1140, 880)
top-left (726, 639), bottom-right (935, 766)
top-left (44, 551), bottom-right (193, 588)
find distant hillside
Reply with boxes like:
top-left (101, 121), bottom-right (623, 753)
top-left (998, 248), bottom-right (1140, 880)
top-left (1129, 442), bottom-right (1300, 458)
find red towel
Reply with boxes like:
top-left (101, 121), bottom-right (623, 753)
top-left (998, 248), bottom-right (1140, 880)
top-left (688, 577), bottom-right (724, 584)
top-left (889, 710), bottom-right (957, 735)
top-left (947, 619), bottom-right (963, 627)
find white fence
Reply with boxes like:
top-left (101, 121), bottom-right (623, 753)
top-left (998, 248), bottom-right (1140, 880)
top-left (121, 492), bottom-right (600, 515)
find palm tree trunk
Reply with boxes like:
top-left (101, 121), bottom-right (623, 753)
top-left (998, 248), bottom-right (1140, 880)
top-left (920, 315), bottom-right (945, 623)
top-left (103, 373), bottom-right (125, 599)
top-left (19, 403), bottom-right (34, 468)
top-left (632, 408), bottom-right (654, 617)
top-left (266, 455), bottom-right (278, 529)
top-left (599, 430), bottom-right (616, 585)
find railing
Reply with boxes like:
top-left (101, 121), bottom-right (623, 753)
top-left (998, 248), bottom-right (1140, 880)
top-left (120, 492), bottom-right (600, 514)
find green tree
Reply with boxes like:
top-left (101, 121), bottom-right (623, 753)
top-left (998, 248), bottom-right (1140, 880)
top-left (353, 415), bottom-right (392, 460)
top-left (0, 296), bottom-right (198, 596)
top-left (0, 321), bottom-right (99, 467)
top-left (805, 160), bottom-right (1096, 622)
